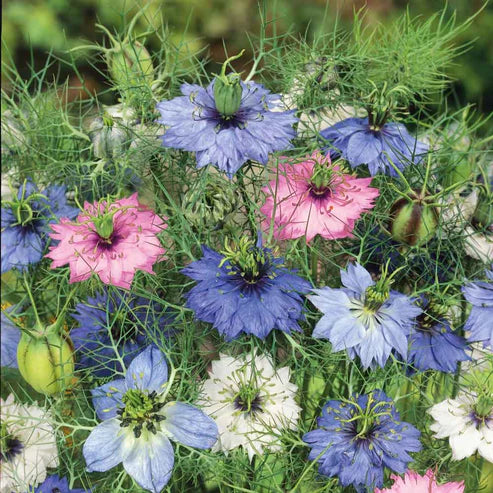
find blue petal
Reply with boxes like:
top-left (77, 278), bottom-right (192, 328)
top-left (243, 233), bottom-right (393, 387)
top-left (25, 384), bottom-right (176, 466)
top-left (91, 379), bottom-right (126, 420)
top-left (340, 263), bottom-right (373, 294)
top-left (123, 432), bottom-right (174, 493)
top-left (83, 419), bottom-right (135, 472)
top-left (346, 131), bottom-right (383, 166)
top-left (126, 346), bottom-right (168, 393)
top-left (161, 402), bottom-right (218, 449)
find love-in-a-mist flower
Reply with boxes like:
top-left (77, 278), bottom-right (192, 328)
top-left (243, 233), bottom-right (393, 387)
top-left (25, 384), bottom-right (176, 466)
top-left (308, 263), bottom-right (421, 368)
top-left (83, 346), bottom-right (218, 493)
top-left (462, 269), bottom-right (493, 348)
top-left (156, 53), bottom-right (297, 178)
top-left (374, 469), bottom-right (465, 493)
top-left (303, 390), bottom-right (421, 492)
top-left (260, 151), bottom-right (379, 242)
top-left (428, 391), bottom-right (493, 462)
top-left (408, 299), bottom-right (469, 373)
top-left (0, 394), bottom-right (59, 492)
top-left (320, 117), bottom-right (428, 176)
top-left (71, 289), bottom-right (174, 377)
top-left (46, 193), bottom-right (166, 289)
top-left (1, 180), bottom-right (78, 273)
top-left (196, 352), bottom-right (300, 460)
top-left (182, 236), bottom-right (311, 340)
top-left (34, 475), bottom-right (89, 493)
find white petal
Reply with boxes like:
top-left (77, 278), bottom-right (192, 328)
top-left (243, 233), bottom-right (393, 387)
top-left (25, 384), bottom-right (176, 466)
top-left (449, 425), bottom-right (482, 460)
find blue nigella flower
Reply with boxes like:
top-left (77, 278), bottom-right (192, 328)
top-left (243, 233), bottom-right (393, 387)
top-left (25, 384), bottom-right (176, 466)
top-left (83, 346), bottom-right (218, 493)
top-left (181, 236), bottom-right (311, 341)
top-left (34, 474), bottom-right (89, 493)
top-left (1, 180), bottom-right (78, 273)
top-left (71, 289), bottom-right (174, 377)
top-left (320, 117), bottom-right (428, 177)
top-left (0, 306), bottom-right (21, 369)
top-left (308, 262), bottom-right (422, 368)
top-left (156, 79), bottom-right (297, 178)
top-left (303, 390), bottom-right (422, 492)
top-left (462, 268), bottom-right (493, 348)
top-left (408, 298), bottom-right (470, 373)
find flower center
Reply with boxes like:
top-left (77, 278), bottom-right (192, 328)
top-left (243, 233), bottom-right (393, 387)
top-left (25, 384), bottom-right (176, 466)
top-left (233, 385), bottom-right (263, 415)
top-left (416, 301), bottom-right (449, 333)
top-left (0, 421), bottom-right (24, 463)
top-left (472, 396), bottom-right (493, 427)
top-left (118, 389), bottom-right (166, 438)
top-left (220, 238), bottom-right (273, 284)
top-left (364, 284), bottom-right (389, 312)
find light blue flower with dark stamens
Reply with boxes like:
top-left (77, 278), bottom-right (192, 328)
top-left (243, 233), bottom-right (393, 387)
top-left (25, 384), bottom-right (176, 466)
top-left (308, 262), bottom-right (422, 368)
top-left (320, 117), bottom-right (428, 176)
top-left (462, 268), bottom-right (493, 348)
top-left (83, 346), bottom-right (218, 493)
top-left (156, 79), bottom-right (297, 178)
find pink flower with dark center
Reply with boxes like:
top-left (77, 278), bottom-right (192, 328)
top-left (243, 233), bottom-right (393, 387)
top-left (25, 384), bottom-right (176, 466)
top-left (260, 151), bottom-right (379, 242)
top-left (46, 194), bottom-right (166, 289)
top-left (374, 469), bottom-right (465, 493)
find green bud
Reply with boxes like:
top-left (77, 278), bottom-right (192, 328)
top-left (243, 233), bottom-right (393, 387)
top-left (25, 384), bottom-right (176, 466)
top-left (108, 40), bottom-right (154, 88)
top-left (95, 213), bottom-right (114, 239)
top-left (475, 395), bottom-right (493, 419)
top-left (214, 75), bottom-right (243, 118)
top-left (17, 328), bottom-right (74, 395)
top-left (390, 193), bottom-right (438, 246)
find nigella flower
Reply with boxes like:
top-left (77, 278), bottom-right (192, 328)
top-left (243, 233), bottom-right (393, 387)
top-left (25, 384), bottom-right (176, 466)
top-left (303, 390), bottom-right (421, 492)
top-left (0, 394), bottom-right (59, 492)
top-left (1, 180), bottom-right (78, 273)
top-left (46, 193), bottom-right (167, 289)
top-left (34, 475), bottom-right (89, 493)
top-left (408, 299), bottom-right (470, 373)
top-left (374, 469), bottom-right (465, 493)
top-left (181, 236), bottom-right (311, 340)
top-left (1, 305), bottom-right (22, 369)
top-left (83, 346), bottom-right (218, 493)
top-left (156, 58), bottom-right (297, 178)
top-left (428, 391), bottom-right (493, 462)
top-left (260, 151), bottom-right (379, 242)
top-left (462, 269), bottom-right (493, 348)
top-left (308, 262), bottom-right (421, 368)
top-left (196, 352), bottom-right (301, 460)
top-left (71, 289), bottom-right (174, 377)
top-left (320, 117), bottom-right (428, 176)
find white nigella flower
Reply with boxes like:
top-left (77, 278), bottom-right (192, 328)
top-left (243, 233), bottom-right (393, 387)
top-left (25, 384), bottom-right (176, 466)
top-left (197, 352), bottom-right (301, 461)
top-left (428, 391), bottom-right (493, 463)
top-left (0, 394), bottom-right (59, 492)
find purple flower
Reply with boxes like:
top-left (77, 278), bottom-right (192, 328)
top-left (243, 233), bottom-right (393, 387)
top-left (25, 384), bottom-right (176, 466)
top-left (34, 474), bottom-right (89, 493)
top-left (181, 236), bottom-right (311, 341)
top-left (320, 117), bottom-right (428, 176)
top-left (303, 390), bottom-right (421, 492)
top-left (462, 268), bottom-right (493, 348)
top-left (71, 289), bottom-right (174, 377)
top-left (84, 346), bottom-right (218, 493)
top-left (308, 263), bottom-right (422, 368)
top-left (156, 79), bottom-right (297, 178)
top-left (1, 180), bottom-right (78, 273)
top-left (408, 300), bottom-right (469, 373)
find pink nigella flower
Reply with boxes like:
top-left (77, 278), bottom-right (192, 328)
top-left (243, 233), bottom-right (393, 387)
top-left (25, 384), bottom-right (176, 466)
top-left (260, 151), bottom-right (379, 242)
top-left (374, 469), bottom-right (464, 493)
top-left (46, 194), bottom-right (166, 289)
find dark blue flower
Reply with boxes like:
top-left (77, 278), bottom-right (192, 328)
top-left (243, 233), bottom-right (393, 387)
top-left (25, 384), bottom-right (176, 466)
top-left (303, 390), bottom-right (422, 492)
top-left (408, 300), bottom-right (470, 373)
top-left (83, 346), bottom-right (218, 493)
top-left (309, 263), bottom-right (422, 368)
top-left (156, 79), bottom-right (297, 178)
top-left (1, 180), bottom-right (78, 273)
top-left (320, 117), bottom-right (428, 176)
top-left (462, 268), bottom-right (493, 348)
top-left (71, 289), bottom-right (174, 377)
top-left (1, 306), bottom-right (21, 369)
top-left (181, 237), bottom-right (311, 341)
top-left (34, 474), bottom-right (89, 493)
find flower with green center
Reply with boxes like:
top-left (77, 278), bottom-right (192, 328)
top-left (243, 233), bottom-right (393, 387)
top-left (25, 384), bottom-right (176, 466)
top-left (84, 346), bottom-right (218, 493)
top-left (308, 262), bottom-right (421, 368)
top-left (197, 352), bottom-right (301, 461)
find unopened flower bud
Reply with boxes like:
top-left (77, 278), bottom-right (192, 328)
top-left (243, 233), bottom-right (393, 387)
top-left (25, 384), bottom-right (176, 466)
top-left (108, 40), bottom-right (154, 88)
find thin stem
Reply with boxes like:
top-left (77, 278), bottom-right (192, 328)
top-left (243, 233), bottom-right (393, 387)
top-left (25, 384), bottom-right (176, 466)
top-left (23, 272), bottom-right (43, 329)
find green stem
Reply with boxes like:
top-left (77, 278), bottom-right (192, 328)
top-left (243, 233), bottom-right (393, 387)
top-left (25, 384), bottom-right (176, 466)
top-left (23, 272), bottom-right (43, 329)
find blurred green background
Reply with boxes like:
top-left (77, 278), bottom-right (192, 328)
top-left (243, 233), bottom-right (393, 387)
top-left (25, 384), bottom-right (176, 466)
top-left (2, 0), bottom-right (492, 116)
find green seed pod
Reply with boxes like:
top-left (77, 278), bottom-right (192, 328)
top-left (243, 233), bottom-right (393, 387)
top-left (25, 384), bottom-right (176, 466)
top-left (89, 116), bottom-right (131, 159)
top-left (214, 75), bottom-right (243, 118)
top-left (17, 329), bottom-right (74, 395)
top-left (108, 41), bottom-right (154, 88)
top-left (390, 194), bottom-right (438, 246)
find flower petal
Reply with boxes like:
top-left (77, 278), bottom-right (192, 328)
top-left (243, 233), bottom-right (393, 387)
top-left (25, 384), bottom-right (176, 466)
top-left (125, 346), bottom-right (168, 393)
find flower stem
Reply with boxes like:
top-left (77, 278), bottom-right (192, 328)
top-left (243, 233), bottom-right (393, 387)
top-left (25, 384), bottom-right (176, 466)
top-left (23, 272), bottom-right (43, 330)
